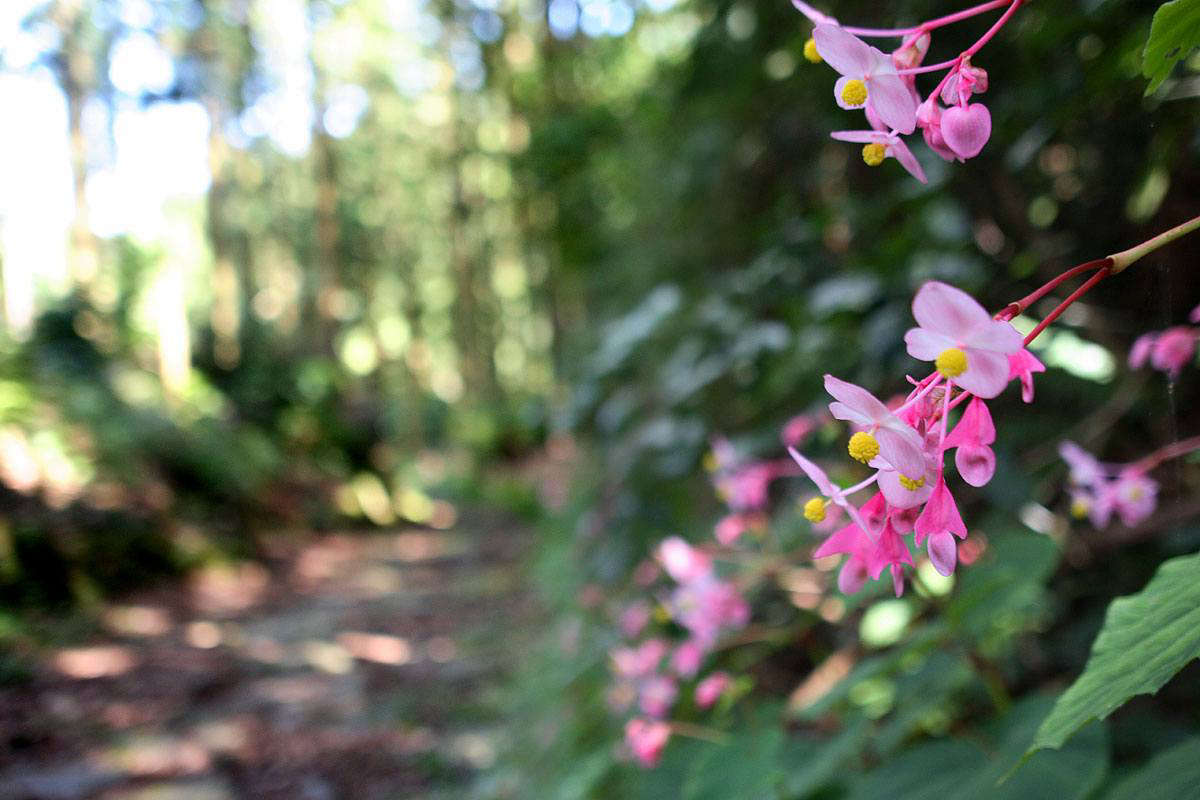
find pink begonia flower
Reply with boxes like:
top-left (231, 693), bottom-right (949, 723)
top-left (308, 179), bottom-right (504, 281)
top-left (904, 281), bottom-right (1024, 398)
top-left (620, 601), bottom-right (651, 638)
top-left (1129, 333), bottom-right (1156, 369)
top-left (824, 375), bottom-right (926, 480)
top-left (657, 537), bottom-right (712, 583)
top-left (1149, 326), bottom-right (1197, 378)
top-left (625, 718), bottom-right (671, 767)
top-left (639, 674), bottom-right (678, 718)
top-left (1059, 441), bottom-right (1105, 489)
top-left (830, 130), bottom-right (927, 183)
top-left (695, 671), bottom-right (732, 710)
top-left (914, 478), bottom-right (967, 576)
top-left (813, 24), bottom-right (918, 134)
top-left (611, 638), bottom-right (668, 680)
top-left (1111, 469), bottom-right (1158, 527)
top-left (942, 396), bottom-right (996, 487)
top-left (940, 64), bottom-right (989, 107)
top-left (1008, 348), bottom-right (1046, 403)
top-left (668, 575), bottom-right (749, 648)
top-left (671, 639), bottom-right (705, 678)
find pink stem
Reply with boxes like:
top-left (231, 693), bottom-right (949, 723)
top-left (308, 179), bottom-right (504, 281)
top-left (1023, 270), bottom-right (1109, 347)
top-left (798, 0), bottom-right (1014, 38)
top-left (1130, 434), bottom-right (1200, 473)
top-left (963, 0), bottom-right (1023, 59)
top-left (996, 259), bottom-right (1114, 321)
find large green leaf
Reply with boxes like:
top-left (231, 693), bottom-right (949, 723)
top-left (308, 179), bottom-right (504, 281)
top-left (1103, 737), bottom-right (1200, 800)
top-left (1143, 0), bottom-right (1200, 93)
top-left (1026, 551), bottom-right (1200, 757)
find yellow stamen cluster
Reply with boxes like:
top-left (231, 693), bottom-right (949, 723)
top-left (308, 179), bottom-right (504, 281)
top-left (862, 143), bottom-right (886, 166)
top-left (803, 497), bottom-right (827, 523)
top-left (936, 347), bottom-right (969, 378)
top-left (803, 38), bottom-right (822, 63)
top-left (1070, 498), bottom-right (1090, 519)
top-left (848, 431), bottom-right (880, 464)
top-left (898, 474), bottom-right (926, 491)
top-left (840, 78), bottom-right (868, 106)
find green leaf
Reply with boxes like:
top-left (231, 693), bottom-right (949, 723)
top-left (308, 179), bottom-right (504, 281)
top-left (1142, 0), bottom-right (1200, 93)
top-left (845, 696), bottom-right (1108, 800)
top-left (682, 725), bottom-right (783, 800)
top-left (1026, 551), bottom-right (1200, 757)
top-left (1103, 737), bottom-right (1200, 800)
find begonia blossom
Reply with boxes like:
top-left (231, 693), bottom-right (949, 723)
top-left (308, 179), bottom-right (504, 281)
top-left (695, 672), bottom-right (732, 709)
top-left (813, 24), bottom-right (918, 134)
top-left (625, 718), bottom-right (671, 767)
top-left (830, 129), bottom-right (926, 183)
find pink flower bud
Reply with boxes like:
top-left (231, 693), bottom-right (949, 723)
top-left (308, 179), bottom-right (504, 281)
top-left (940, 103), bottom-right (992, 160)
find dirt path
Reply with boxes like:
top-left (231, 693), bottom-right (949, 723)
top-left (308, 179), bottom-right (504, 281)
top-left (0, 508), bottom-right (533, 800)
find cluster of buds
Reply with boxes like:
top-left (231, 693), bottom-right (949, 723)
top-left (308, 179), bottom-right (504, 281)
top-left (790, 281), bottom-right (1044, 596)
top-left (1129, 303), bottom-right (1200, 379)
top-left (795, 0), bottom-right (1024, 182)
top-left (611, 536), bottom-right (746, 765)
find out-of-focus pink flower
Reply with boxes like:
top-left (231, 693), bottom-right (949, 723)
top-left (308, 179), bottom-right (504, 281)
top-left (694, 671), bottom-right (732, 710)
top-left (658, 537), bottom-right (712, 583)
top-left (1149, 327), bottom-right (1197, 378)
top-left (1129, 333), bottom-right (1156, 369)
top-left (1111, 470), bottom-right (1158, 527)
top-left (716, 462), bottom-right (780, 511)
top-left (668, 576), bottom-right (749, 648)
top-left (942, 396), bottom-right (996, 487)
top-left (1008, 348), bottom-right (1045, 403)
top-left (904, 281), bottom-right (1024, 398)
top-left (782, 413), bottom-right (819, 447)
top-left (626, 718), bottom-right (671, 767)
top-left (612, 638), bottom-right (669, 680)
top-left (1189, 303), bottom-right (1200, 324)
top-left (824, 375), bottom-right (926, 479)
top-left (813, 24), bottom-right (918, 133)
top-left (671, 639), bottom-right (705, 678)
top-left (830, 129), bottom-right (926, 183)
top-left (620, 601), bottom-right (651, 639)
top-left (638, 674), bottom-right (678, 718)
top-left (1059, 441), bottom-right (1105, 488)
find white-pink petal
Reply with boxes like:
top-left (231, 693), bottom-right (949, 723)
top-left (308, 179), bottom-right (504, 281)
top-left (912, 281), bottom-right (993, 341)
top-left (874, 427), bottom-right (926, 481)
top-left (812, 24), bottom-right (874, 77)
top-left (887, 136), bottom-right (926, 182)
top-left (951, 348), bottom-right (1011, 398)
top-left (866, 73), bottom-right (918, 134)
top-left (823, 375), bottom-right (890, 422)
top-left (904, 327), bottom-right (955, 361)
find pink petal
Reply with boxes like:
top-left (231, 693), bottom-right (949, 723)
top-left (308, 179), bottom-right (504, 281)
top-left (914, 478), bottom-right (967, 544)
top-left (787, 447), bottom-right (838, 497)
top-left (866, 73), bottom-right (919, 134)
top-left (867, 521), bottom-right (913, 580)
top-left (875, 426), bottom-right (927, 482)
top-left (830, 129), bottom-right (885, 144)
top-left (1059, 441), bottom-right (1104, 488)
top-left (940, 103), bottom-right (991, 160)
top-left (955, 443), bottom-right (995, 487)
top-left (812, 520), bottom-right (869, 560)
top-left (891, 564), bottom-right (905, 597)
top-left (812, 24), bottom-right (874, 77)
top-left (965, 318), bottom-right (1024, 354)
top-left (943, 396), bottom-right (995, 448)
top-left (715, 514), bottom-right (747, 546)
top-left (1190, 304), bottom-right (1200, 324)
top-left (878, 467), bottom-right (934, 508)
top-left (839, 557), bottom-right (869, 594)
top-left (951, 348), bottom-right (1011, 398)
top-left (912, 282), bottom-right (993, 341)
top-left (927, 530), bottom-right (957, 576)
top-left (904, 327), bottom-right (956, 361)
top-left (823, 375), bottom-right (890, 422)
top-left (887, 136), bottom-right (927, 182)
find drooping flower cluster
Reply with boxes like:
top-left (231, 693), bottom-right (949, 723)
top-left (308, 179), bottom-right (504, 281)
top-left (1129, 302), bottom-right (1200, 379)
top-left (791, 281), bottom-right (1042, 596)
top-left (611, 536), bottom-right (747, 765)
top-left (1059, 441), bottom-right (1159, 530)
top-left (795, 0), bottom-right (1023, 181)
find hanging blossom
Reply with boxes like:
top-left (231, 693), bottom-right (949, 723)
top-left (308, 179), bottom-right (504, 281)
top-left (610, 535), bottom-right (749, 765)
top-left (794, 0), bottom-right (1024, 180)
top-left (791, 281), bottom-right (1032, 596)
top-left (1129, 302), bottom-right (1200, 379)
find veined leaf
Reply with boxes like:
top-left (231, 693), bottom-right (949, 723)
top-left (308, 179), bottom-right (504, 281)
top-left (1142, 0), bottom-right (1200, 93)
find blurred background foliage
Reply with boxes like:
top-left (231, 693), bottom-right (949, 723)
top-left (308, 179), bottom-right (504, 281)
top-left (1, 0), bottom-right (1199, 796)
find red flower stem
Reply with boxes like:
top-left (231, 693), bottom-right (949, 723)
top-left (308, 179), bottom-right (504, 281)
top-left (923, 0), bottom-right (1023, 104)
top-left (1130, 434), bottom-right (1200, 473)
top-left (996, 258), bottom-right (1113, 321)
top-left (1022, 269), bottom-right (1108, 347)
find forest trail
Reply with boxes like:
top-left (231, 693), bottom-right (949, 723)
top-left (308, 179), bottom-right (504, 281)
top-left (0, 509), bottom-right (534, 800)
